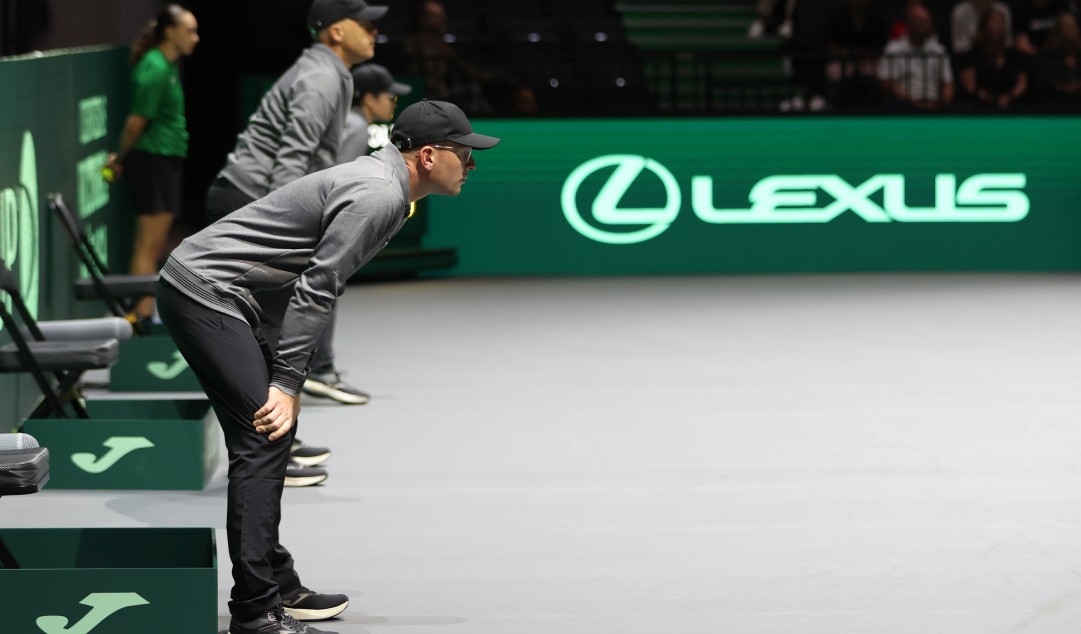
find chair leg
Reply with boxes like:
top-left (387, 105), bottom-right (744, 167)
top-left (0, 509), bottom-right (19, 568)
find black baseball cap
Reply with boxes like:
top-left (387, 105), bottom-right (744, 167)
top-left (391, 100), bottom-right (501, 150)
top-left (308, 0), bottom-right (388, 32)
top-left (352, 64), bottom-right (412, 99)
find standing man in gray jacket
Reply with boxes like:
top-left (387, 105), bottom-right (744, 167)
top-left (160, 100), bottom-right (499, 634)
top-left (338, 63), bottom-right (412, 161)
top-left (206, 0), bottom-right (383, 418)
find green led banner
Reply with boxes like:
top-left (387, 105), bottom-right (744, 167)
top-left (426, 117), bottom-right (1081, 274)
top-left (0, 46), bottom-right (131, 424)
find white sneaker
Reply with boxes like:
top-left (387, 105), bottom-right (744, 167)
top-left (302, 371), bottom-right (370, 405)
top-left (747, 19), bottom-right (765, 39)
top-left (284, 460), bottom-right (328, 487)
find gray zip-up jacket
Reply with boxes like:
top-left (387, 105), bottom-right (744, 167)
top-left (219, 44), bottom-right (353, 200)
top-left (161, 146), bottom-right (412, 396)
top-left (338, 108), bottom-right (372, 162)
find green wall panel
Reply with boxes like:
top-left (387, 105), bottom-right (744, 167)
top-left (0, 46), bottom-right (131, 426)
top-left (426, 116), bottom-right (1081, 275)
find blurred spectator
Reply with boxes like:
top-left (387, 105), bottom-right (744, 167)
top-left (952, 0), bottom-right (1013, 53)
top-left (824, 0), bottom-right (891, 107)
top-left (890, 0), bottom-right (924, 41)
top-left (1038, 12), bottom-right (1081, 104)
top-left (205, 0), bottom-right (389, 411)
top-left (879, 5), bottom-right (954, 110)
top-left (403, 0), bottom-right (492, 114)
top-left (512, 86), bottom-right (540, 115)
top-left (958, 7), bottom-right (1028, 109)
top-left (777, 0), bottom-right (836, 111)
top-left (339, 63), bottom-right (412, 161)
top-left (1013, 0), bottom-right (1081, 54)
top-left (748, 0), bottom-right (798, 39)
top-left (104, 4), bottom-right (199, 321)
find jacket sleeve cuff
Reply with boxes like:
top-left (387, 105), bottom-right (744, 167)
top-left (269, 373), bottom-right (303, 398)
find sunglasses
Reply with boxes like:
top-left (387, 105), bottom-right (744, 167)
top-left (431, 144), bottom-right (472, 164)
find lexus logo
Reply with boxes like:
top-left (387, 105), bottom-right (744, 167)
top-left (561, 154), bottom-right (1029, 244)
top-left (560, 155), bottom-right (681, 245)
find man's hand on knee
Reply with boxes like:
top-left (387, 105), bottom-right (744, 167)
top-left (254, 387), bottom-right (300, 441)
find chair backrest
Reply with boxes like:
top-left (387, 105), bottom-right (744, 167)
top-left (49, 193), bottom-right (111, 274)
top-left (0, 259), bottom-right (18, 295)
top-left (0, 257), bottom-right (46, 342)
top-left (48, 193), bottom-right (128, 320)
top-left (50, 191), bottom-right (89, 244)
top-left (0, 257), bottom-right (63, 415)
top-left (0, 256), bottom-right (94, 419)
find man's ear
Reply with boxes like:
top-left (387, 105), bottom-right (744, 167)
top-left (326, 21), bottom-right (346, 44)
top-left (417, 146), bottom-right (436, 171)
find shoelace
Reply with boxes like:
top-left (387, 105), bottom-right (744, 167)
top-left (279, 611), bottom-right (309, 633)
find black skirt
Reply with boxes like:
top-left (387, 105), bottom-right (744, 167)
top-left (124, 150), bottom-right (183, 215)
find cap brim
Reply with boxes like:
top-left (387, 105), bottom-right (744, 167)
top-left (449, 132), bottom-right (501, 149)
top-left (353, 5), bottom-right (388, 20)
top-left (388, 81), bottom-right (413, 96)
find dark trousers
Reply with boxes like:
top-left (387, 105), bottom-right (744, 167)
top-left (205, 176), bottom-right (337, 374)
top-left (157, 279), bottom-right (303, 619)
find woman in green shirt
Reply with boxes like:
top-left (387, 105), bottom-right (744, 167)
top-left (105, 4), bottom-right (199, 320)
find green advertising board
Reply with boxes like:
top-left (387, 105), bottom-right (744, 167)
top-left (0, 46), bottom-right (132, 425)
top-left (0, 528), bottom-right (216, 634)
top-left (111, 334), bottom-right (202, 392)
top-left (426, 117), bottom-right (1081, 274)
top-left (22, 398), bottom-right (219, 490)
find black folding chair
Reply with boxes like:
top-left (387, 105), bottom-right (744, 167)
top-left (0, 432), bottom-right (50, 569)
top-left (48, 193), bottom-right (158, 334)
top-left (0, 257), bottom-right (130, 418)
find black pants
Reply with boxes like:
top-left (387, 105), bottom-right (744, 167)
top-left (157, 279), bottom-right (303, 619)
top-left (205, 176), bottom-right (337, 375)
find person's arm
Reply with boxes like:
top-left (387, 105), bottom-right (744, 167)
top-left (960, 67), bottom-right (977, 96)
top-left (1015, 32), bottom-right (1037, 55)
top-left (105, 115), bottom-right (149, 178)
top-left (268, 72), bottom-right (341, 190)
top-left (939, 56), bottom-right (955, 105)
top-left (1011, 69), bottom-right (1028, 101)
top-left (880, 55), bottom-right (909, 102)
top-left (106, 66), bottom-right (167, 178)
top-left (941, 80), bottom-right (955, 106)
top-left (951, 6), bottom-right (967, 53)
top-left (996, 69), bottom-right (1027, 108)
top-left (885, 78), bottom-right (908, 101)
top-left (252, 387), bottom-right (301, 441)
top-left (269, 180), bottom-right (404, 396)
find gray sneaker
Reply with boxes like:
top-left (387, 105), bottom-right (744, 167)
top-left (284, 460), bottom-right (327, 487)
top-left (303, 371), bottom-right (370, 405)
top-left (290, 439), bottom-right (331, 467)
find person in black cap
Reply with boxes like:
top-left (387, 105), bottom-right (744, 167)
top-left (338, 63), bottom-right (412, 161)
top-left (205, 0), bottom-right (388, 485)
top-left (207, 0), bottom-right (388, 223)
top-left (156, 99), bottom-right (498, 634)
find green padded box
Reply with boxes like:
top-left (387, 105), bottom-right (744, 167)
top-left (22, 398), bottom-right (219, 490)
top-left (110, 327), bottom-right (202, 392)
top-left (0, 528), bottom-right (216, 633)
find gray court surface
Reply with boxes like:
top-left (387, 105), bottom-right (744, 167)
top-left (6, 275), bottom-right (1081, 633)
